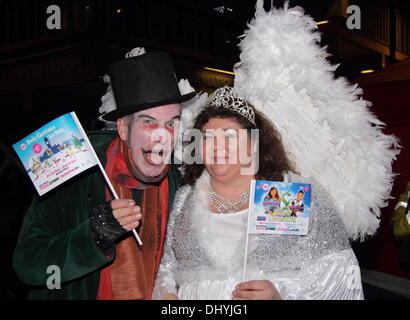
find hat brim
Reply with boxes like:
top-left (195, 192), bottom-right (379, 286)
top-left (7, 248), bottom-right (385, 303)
top-left (102, 91), bottom-right (197, 121)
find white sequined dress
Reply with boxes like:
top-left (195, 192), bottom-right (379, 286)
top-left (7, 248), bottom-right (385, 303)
top-left (152, 172), bottom-right (364, 300)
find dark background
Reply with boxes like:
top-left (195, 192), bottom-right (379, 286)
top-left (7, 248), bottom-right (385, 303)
top-left (1, 0), bottom-right (409, 300)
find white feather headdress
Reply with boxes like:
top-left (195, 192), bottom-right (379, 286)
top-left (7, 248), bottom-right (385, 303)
top-left (234, 0), bottom-right (400, 241)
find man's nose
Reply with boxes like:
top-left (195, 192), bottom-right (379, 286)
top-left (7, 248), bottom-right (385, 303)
top-left (152, 128), bottom-right (170, 145)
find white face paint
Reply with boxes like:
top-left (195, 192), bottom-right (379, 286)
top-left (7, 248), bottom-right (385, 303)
top-left (117, 104), bottom-right (181, 179)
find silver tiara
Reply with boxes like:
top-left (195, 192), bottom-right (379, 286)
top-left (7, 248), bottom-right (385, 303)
top-left (207, 86), bottom-right (256, 125)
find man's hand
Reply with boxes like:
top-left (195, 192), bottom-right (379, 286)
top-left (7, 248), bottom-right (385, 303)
top-left (232, 280), bottom-right (282, 300)
top-left (111, 199), bottom-right (142, 231)
top-left (90, 199), bottom-right (142, 253)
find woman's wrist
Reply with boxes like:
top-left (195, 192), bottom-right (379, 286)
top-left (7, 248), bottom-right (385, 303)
top-left (162, 292), bottom-right (179, 300)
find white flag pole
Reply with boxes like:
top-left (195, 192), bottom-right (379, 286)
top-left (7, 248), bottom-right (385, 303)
top-left (71, 112), bottom-right (143, 246)
top-left (242, 179), bottom-right (256, 282)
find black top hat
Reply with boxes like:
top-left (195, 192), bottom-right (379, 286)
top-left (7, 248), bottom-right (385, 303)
top-left (102, 51), bottom-right (196, 121)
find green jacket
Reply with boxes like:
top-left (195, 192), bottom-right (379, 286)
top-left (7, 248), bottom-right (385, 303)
top-left (12, 131), bottom-right (181, 299)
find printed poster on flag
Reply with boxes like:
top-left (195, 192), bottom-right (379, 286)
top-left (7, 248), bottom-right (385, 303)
top-left (248, 180), bottom-right (312, 236)
top-left (12, 112), bottom-right (99, 196)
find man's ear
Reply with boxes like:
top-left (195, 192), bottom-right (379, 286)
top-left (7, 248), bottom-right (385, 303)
top-left (117, 117), bottom-right (128, 141)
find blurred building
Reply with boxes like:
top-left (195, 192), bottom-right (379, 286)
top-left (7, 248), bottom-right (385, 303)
top-left (0, 0), bottom-right (248, 141)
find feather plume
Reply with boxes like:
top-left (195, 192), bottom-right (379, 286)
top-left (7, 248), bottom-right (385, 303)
top-left (234, 1), bottom-right (400, 240)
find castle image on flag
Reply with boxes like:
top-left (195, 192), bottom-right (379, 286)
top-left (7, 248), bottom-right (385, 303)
top-left (13, 112), bottom-right (98, 196)
top-left (28, 135), bottom-right (86, 176)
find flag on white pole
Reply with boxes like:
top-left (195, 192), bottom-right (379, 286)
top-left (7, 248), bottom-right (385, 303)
top-left (13, 111), bottom-right (142, 245)
top-left (242, 179), bottom-right (312, 281)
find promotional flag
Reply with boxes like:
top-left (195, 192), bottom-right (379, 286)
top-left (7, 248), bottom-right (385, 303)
top-left (12, 111), bottom-right (143, 245)
top-left (13, 112), bottom-right (99, 196)
top-left (248, 180), bottom-right (312, 236)
top-left (242, 179), bottom-right (312, 280)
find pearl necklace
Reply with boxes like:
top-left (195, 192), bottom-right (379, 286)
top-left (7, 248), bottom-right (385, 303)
top-left (209, 185), bottom-right (250, 214)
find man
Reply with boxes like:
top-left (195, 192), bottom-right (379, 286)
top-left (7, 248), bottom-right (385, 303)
top-left (392, 182), bottom-right (410, 238)
top-left (392, 182), bottom-right (410, 268)
top-left (12, 51), bottom-right (195, 299)
top-left (289, 191), bottom-right (304, 217)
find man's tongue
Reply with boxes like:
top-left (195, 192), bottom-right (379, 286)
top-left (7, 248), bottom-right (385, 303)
top-left (143, 149), bottom-right (164, 165)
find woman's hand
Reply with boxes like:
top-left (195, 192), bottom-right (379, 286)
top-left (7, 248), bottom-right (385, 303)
top-left (162, 293), bottom-right (179, 300)
top-left (232, 280), bottom-right (282, 300)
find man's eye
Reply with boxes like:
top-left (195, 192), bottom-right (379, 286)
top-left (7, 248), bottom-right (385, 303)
top-left (166, 120), bottom-right (179, 128)
top-left (143, 119), bottom-right (154, 125)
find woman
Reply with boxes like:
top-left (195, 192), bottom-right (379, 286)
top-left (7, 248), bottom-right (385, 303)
top-left (153, 86), bottom-right (363, 300)
top-left (263, 186), bottom-right (282, 214)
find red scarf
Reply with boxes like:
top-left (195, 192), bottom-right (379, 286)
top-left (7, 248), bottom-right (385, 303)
top-left (96, 137), bottom-right (170, 300)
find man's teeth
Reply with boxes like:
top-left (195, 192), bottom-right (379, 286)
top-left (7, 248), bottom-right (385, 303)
top-left (144, 150), bottom-right (164, 156)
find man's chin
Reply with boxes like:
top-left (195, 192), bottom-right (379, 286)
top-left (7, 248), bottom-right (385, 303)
top-left (136, 163), bottom-right (168, 182)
